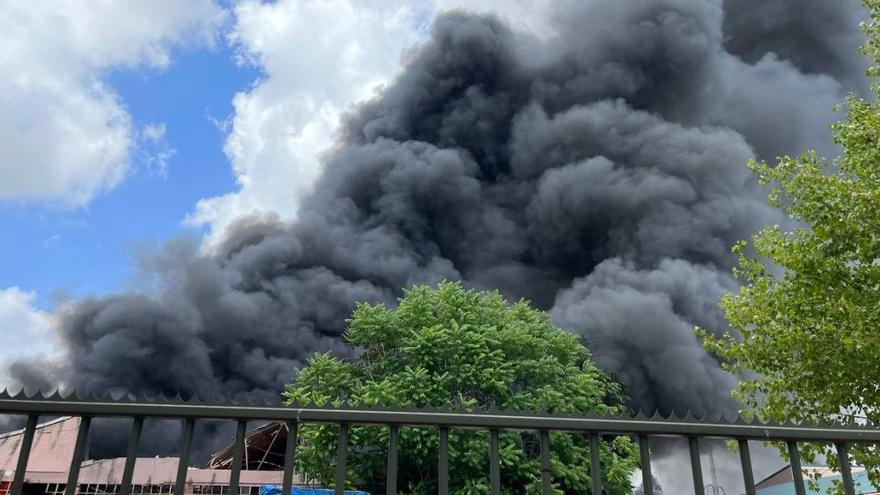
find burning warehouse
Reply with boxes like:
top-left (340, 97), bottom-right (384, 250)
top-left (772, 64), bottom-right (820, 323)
top-left (0, 417), bottom-right (303, 495)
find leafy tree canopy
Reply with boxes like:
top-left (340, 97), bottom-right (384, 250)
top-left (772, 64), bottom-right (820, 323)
top-left (285, 282), bottom-right (637, 495)
top-left (700, 0), bottom-right (880, 483)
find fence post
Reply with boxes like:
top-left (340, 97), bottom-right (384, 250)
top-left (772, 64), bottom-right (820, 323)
top-left (119, 417), bottom-right (144, 495)
top-left (689, 436), bottom-right (704, 495)
top-left (335, 424), bottom-right (349, 495)
top-left (490, 430), bottom-right (501, 495)
top-left (737, 439), bottom-right (756, 495)
top-left (835, 442), bottom-right (856, 495)
top-left (64, 416), bottom-right (92, 495)
top-left (10, 414), bottom-right (38, 495)
top-left (638, 435), bottom-right (653, 495)
top-left (438, 428), bottom-right (448, 495)
top-left (787, 441), bottom-right (806, 495)
top-left (282, 421), bottom-right (299, 495)
top-left (387, 426), bottom-right (399, 495)
top-left (174, 419), bottom-right (195, 495)
top-left (540, 431), bottom-right (552, 495)
top-left (589, 433), bottom-right (602, 495)
top-left (229, 420), bottom-right (247, 495)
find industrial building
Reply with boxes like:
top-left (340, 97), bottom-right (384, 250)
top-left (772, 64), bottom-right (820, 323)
top-left (0, 417), bottom-right (303, 495)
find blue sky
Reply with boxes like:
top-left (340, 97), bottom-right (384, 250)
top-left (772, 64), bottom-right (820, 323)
top-left (0, 0), bottom-right (480, 310)
top-left (0, 45), bottom-right (257, 309)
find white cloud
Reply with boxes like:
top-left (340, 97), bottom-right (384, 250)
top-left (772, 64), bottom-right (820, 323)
top-left (138, 123), bottom-right (177, 178)
top-left (0, 287), bottom-right (56, 387)
top-left (141, 123), bottom-right (168, 143)
top-left (0, 0), bottom-right (227, 206)
top-left (188, 0), bottom-right (426, 244)
top-left (42, 234), bottom-right (62, 247)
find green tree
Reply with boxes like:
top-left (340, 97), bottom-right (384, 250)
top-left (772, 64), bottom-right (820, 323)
top-left (285, 282), bottom-right (638, 495)
top-left (699, 0), bottom-right (880, 483)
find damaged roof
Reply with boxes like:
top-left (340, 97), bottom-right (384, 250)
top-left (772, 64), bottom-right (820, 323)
top-left (0, 417), bottom-right (301, 486)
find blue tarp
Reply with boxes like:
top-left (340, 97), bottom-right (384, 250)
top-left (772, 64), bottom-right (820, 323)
top-left (260, 485), bottom-right (369, 495)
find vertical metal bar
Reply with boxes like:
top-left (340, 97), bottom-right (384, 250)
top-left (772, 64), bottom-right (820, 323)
top-left (438, 428), bottom-right (448, 495)
top-left (787, 441), bottom-right (806, 495)
top-left (335, 424), bottom-right (349, 495)
top-left (689, 436), bottom-right (704, 495)
top-left (118, 417), bottom-right (144, 495)
top-left (836, 442), bottom-right (856, 495)
top-left (638, 435), bottom-right (653, 495)
top-left (174, 419), bottom-right (195, 495)
top-left (489, 430), bottom-right (501, 495)
top-left (386, 425), bottom-right (399, 495)
top-left (282, 421), bottom-right (299, 495)
top-left (737, 439), bottom-right (756, 495)
top-left (64, 416), bottom-right (92, 495)
top-left (229, 420), bottom-right (247, 495)
top-left (10, 414), bottom-right (38, 495)
top-left (539, 431), bottom-right (552, 495)
top-left (589, 433), bottom-right (602, 495)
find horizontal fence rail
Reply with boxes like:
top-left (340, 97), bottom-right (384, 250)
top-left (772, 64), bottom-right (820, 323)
top-left (0, 390), bottom-right (875, 495)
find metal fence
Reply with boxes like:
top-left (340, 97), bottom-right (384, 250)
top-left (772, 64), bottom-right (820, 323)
top-left (1, 391), bottom-right (878, 495)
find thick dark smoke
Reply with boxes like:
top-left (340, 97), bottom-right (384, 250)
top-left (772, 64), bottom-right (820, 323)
top-left (723, 0), bottom-right (869, 94)
top-left (8, 0), bottom-right (867, 429)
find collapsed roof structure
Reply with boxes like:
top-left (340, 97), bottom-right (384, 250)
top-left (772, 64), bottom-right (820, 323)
top-left (206, 422), bottom-right (289, 472)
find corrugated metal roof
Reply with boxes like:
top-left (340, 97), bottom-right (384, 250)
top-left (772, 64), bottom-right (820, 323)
top-left (0, 417), bottom-right (70, 441)
top-left (0, 416), bottom-right (79, 474)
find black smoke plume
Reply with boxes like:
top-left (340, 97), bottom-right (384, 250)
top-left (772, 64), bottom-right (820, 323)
top-left (7, 0), bottom-right (867, 445)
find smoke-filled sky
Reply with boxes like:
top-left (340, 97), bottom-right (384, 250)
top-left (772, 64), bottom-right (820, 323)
top-left (0, 0), bottom-right (871, 490)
